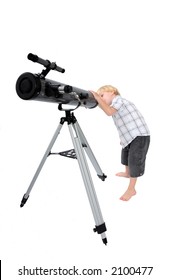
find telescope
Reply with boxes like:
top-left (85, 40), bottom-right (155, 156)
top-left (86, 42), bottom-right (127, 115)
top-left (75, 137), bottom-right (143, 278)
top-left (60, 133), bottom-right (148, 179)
top-left (16, 53), bottom-right (97, 110)
top-left (16, 54), bottom-right (108, 245)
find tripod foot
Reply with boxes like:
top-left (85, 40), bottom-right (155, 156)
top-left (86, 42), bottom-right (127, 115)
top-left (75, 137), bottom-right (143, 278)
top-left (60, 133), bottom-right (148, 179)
top-left (102, 238), bottom-right (108, 245)
top-left (20, 194), bottom-right (29, 207)
top-left (97, 173), bottom-right (107, 181)
top-left (93, 223), bottom-right (107, 244)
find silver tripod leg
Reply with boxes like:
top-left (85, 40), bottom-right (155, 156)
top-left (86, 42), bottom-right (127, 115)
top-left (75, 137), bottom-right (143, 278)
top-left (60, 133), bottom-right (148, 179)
top-left (20, 122), bottom-right (64, 207)
top-left (68, 122), bottom-right (107, 245)
top-left (75, 121), bottom-right (107, 181)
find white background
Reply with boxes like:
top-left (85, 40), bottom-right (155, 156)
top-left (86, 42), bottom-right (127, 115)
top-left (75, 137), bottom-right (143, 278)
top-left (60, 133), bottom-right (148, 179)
top-left (1, 0), bottom-right (169, 279)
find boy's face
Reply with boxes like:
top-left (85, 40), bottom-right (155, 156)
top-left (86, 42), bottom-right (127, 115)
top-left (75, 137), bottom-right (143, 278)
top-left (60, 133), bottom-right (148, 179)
top-left (99, 91), bottom-right (114, 105)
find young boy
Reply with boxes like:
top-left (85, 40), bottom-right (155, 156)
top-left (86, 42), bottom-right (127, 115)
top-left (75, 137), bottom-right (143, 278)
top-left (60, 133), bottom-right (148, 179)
top-left (90, 86), bottom-right (150, 201)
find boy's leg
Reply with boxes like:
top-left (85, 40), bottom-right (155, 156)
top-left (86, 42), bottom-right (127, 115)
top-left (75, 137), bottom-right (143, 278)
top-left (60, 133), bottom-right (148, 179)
top-left (115, 145), bottom-right (137, 200)
top-left (116, 145), bottom-right (130, 178)
top-left (116, 146), bottom-right (130, 177)
top-left (120, 177), bottom-right (137, 201)
top-left (118, 136), bottom-right (150, 201)
top-left (116, 166), bottom-right (130, 178)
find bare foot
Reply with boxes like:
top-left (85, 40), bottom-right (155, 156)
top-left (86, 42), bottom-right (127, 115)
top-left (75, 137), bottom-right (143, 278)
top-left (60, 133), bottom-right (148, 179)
top-left (116, 172), bottom-right (129, 178)
top-left (120, 189), bottom-right (136, 201)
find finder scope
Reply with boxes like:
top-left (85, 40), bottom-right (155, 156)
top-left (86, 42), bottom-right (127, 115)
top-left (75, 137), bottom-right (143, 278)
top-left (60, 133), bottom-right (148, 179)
top-left (16, 53), bottom-right (97, 109)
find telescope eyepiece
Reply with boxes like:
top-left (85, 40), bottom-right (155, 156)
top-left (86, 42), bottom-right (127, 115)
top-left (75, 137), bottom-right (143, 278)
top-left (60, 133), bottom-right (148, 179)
top-left (27, 53), bottom-right (39, 63)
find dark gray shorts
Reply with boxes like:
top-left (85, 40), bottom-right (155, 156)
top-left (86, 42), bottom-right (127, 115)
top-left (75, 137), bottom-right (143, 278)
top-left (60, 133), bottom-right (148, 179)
top-left (121, 136), bottom-right (150, 178)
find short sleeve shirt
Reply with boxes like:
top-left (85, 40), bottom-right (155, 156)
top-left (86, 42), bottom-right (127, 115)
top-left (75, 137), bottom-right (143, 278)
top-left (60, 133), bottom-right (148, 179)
top-left (111, 96), bottom-right (150, 148)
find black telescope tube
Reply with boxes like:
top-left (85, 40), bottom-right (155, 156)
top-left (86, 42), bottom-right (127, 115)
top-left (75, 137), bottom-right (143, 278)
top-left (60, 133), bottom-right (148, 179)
top-left (16, 72), bottom-right (98, 109)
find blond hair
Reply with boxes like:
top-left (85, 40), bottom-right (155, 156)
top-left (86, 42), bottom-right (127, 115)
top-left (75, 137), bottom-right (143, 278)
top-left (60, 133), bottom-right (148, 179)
top-left (97, 85), bottom-right (120, 95)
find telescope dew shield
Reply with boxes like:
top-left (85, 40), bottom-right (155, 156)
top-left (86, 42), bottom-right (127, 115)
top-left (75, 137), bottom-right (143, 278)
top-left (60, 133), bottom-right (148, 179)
top-left (16, 72), bottom-right (97, 109)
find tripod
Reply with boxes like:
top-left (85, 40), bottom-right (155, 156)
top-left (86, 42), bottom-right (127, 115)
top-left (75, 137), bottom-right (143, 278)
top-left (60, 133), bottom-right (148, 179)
top-left (20, 109), bottom-right (108, 245)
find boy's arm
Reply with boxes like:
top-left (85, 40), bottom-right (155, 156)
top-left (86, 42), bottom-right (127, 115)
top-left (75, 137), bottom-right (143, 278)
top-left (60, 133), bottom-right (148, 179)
top-left (90, 91), bottom-right (117, 116)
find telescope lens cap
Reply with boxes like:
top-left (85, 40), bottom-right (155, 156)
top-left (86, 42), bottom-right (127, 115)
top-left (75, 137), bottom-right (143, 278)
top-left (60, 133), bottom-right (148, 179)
top-left (16, 72), bottom-right (41, 100)
top-left (20, 78), bottom-right (32, 93)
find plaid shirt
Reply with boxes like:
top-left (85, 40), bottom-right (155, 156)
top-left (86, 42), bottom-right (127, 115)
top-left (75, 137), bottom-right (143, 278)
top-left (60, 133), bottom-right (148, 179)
top-left (111, 96), bottom-right (150, 148)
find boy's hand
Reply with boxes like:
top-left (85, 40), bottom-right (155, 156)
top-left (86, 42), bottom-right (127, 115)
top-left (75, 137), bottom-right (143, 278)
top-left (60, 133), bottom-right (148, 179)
top-left (89, 90), bottom-right (117, 116)
top-left (89, 90), bottom-right (100, 100)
